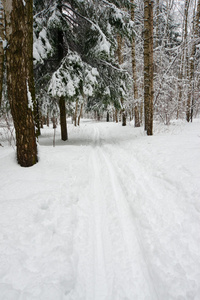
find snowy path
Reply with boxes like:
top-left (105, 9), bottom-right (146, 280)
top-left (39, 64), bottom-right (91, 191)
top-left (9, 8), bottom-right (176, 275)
top-left (1, 120), bottom-right (200, 299)
top-left (71, 124), bottom-right (158, 300)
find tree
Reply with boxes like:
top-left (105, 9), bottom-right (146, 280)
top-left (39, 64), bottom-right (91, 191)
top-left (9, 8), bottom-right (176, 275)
top-left (0, 0), bottom-right (4, 108)
top-left (34, 0), bottom-right (132, 130)
top-left (188, 0), bottom-right (200, 122)
top-left (131, 0), bottom-right (140, 127)
top-left (144, 0), bottom-right (154, 135)
top-left (3, 0), bottom-right (38, 167)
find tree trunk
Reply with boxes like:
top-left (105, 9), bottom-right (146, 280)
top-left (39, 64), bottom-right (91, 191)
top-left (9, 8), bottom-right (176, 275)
top-left (148, 1), bottom-right (154, 135)
top-left (78, 103), bottom-right (83, 126)
top-left (134, 104), bottom-right (140, 127)
top-left (131, 0), bottom-right (140, 127)
top-left (122, 111), bottom-right (126, 126)
top-left (115, 109), bottom-right (118, 123)
top-left (183, 0), bottom-right (191, 122)
top-left (155, 0), bottom-right (160, 48)
top-left (59, 96), bottom-right (68, 141)
top-left (26, 1), bottom-right (40, 136)
top-left (188, 0), bottom-right (200, 122)
top-left (106, 111), bottom-right (109, 122)
top-left (0, 2), bottom-right (4, 108)
top-left (3, 0), bottom-right (37, 167)
top-left (144, 0), bottom-right (154, 135)
top-left (74, 99), bottom-right (78, 126)
top-left (57, 3), bottom-right (68, 138)
top-left (47, 111), bottom-right (49, 127)
top-left (117, 34), bottom-right (126, 126)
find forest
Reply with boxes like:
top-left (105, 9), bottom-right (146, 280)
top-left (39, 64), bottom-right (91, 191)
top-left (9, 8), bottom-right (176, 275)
top-left (1, 1), bottom-right (200, 299)
top-left (0, 0), bottom-right (199, 166)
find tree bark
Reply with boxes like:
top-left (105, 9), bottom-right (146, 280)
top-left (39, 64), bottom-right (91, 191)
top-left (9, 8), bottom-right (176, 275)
top-left (106, 111), bottom-right (109, 122)
top-left (0, 1), bottom-right (4, 108)
top-left (115, 109), bottom-right (118, 123)
top-left (155, 0), bottom-right (159, 48)
top-left (144, 0), bottom-right (154, 135)
top-left (3, 0), bottom-right (38, 167)
top-left (57, 2), bottom-right (68, 138)
top-left (27, 0), bottom-right (40, 136)
top-left (117, 34), bottom-right (126, 126)
top-left (188, 0), bottom-right (200, 122)
top-left (131, 0), bottom-right (140, 127)
top-left (59, 96), bottom-right (68, 141)
top-left (78, 103), bottom-right (83, 126)
top-left (74, 99), bottom-right (78, 126)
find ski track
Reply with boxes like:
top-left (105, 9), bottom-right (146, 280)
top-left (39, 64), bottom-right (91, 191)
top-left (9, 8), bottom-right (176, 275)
top-left (69, 124), bottom-right (160, 300)
top-left (99, 124), bottom-right (200, 299)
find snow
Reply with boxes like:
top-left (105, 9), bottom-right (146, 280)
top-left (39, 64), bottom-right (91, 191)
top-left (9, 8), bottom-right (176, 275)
top-left (0, 119), bottom-right (200, 299)
top-left (33, 29), bottom-right (52, 65)
top-left (26, 80), bottom-right (33, 110)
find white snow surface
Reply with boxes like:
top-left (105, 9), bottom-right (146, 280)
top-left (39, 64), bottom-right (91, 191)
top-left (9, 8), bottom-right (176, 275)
top-left (0, 119), bottom-right (200, 299)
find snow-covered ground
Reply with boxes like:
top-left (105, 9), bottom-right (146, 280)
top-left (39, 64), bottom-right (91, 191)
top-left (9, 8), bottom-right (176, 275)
top-left (0, 119), bottom-right (200, 300)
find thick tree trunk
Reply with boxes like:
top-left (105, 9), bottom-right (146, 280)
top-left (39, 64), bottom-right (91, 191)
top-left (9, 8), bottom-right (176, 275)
top-left (0, 2), bottom-right (4, 108)
top-left (59, 96), bottom-right (68, 141)
top-left (3, 0), bottom-right (37, 167)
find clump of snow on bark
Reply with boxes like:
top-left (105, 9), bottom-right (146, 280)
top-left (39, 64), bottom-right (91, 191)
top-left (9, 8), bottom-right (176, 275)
top-left (26, 80), bottom-right (33, 110)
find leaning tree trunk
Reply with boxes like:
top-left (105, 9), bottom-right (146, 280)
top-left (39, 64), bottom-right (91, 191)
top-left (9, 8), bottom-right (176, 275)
top-left (0, 1), bottom-right (4, 108)
top-left (144, 0), bottom-right (154, 135)
top-left (3, 0), bottom-right (37, 167)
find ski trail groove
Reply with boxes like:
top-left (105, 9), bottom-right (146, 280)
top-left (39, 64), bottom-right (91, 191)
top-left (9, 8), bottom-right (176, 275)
top-left (71, 124), bottom-right (159, 300)
top-left (89, 125), bottom-right (158, 299)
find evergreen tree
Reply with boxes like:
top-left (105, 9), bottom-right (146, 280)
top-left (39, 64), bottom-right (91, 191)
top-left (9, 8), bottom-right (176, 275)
top-left (33, 0), bottom-right (133, 132)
